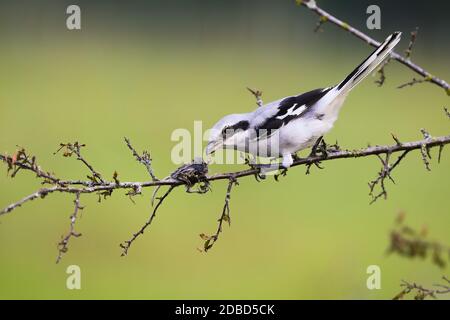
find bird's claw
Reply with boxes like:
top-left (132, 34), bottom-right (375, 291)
top-left (305, 160), bottom-right (324, 175)
top-left (308, 137), bottom-right (329, 159)
top-left (274, 167), bottom-right (288, 181)
top-left (247, 163), bottom-right (268, 181)
top-left (291, 153), bottom-right (302, 162)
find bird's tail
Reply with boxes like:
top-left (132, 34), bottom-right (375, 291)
top-left (335, 32), bottom-right (402, 94)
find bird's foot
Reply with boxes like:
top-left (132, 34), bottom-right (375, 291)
top-left (291, 153), bottom-right (302, 162)
top-left (308, 136), bottom-right (328, 158)
top-left (244, 156), bottom-right (262, 180)
top-left (274, 166), bottom-right (288, 181)
top-left (249, 163), bottom-right (288, 181)
top-left (185, 182), bottom-right (210, 194)
top-left (305, 160), bottom-right (324, 175)
top-left (305, 137), bottom-right (327, 174)
top-left (247, 163), bottom-right (269, 181)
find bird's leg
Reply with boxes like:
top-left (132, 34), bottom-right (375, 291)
top-left (247, 153), bottom-right (295, 180)
top-left (273, 154), bottom-right (294, 181)
top-left (185, 183), bottom-right (210, 194)
top-left (274, 168), bottom-right (287, 181)
top-left (305, 136), bottom-right (326, 174)
top-left (244, 154), bottom-right (258, 167)
top-left (291, 152), bottom-right (302, 162)
top-left (318, 139), bottom-right (329, 158)
top-left (308, 136), bottom-right (324, 157)
top-left (248, 162), bottom-right (288, 181)
top-left (281, 153), bottom-right (294, 169)
top-left (245, 158), bottom-right (271, 181)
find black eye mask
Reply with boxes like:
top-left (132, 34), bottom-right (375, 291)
top-left (221, 120), bottom-right (250, 139)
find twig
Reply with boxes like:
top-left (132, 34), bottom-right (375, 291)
top-left (54, 142), bottom-right (105, 184)
top-left (314, 15), bottom-right (327, 33)
top-left (368, 150), bottom-right (410, 204)
top-left (124, 137), bottom-right (158, 181)
top-left (397, 77), bottom-right (427, 89)
top-left (444, 107), bottom-right (450, 119)
top-left (297, 0), bottom-right (450, 94)
top-left (247, 87), bottom-right (263, 107)
top-left (404, 27), bottom-right (419, 59)
top-left (394, 277), bottom-right (450, 300)
top-left (200, 177), bottom-right (238, 252)
top-left (387, 212), bottom-right (450, 269)
top-left (120, 185), bottom-right (175, 256)
top-left (3, 147), bottom-right (61, 185)
top-left (56, 192), bottom-right (83, 263)
top-left (374, 58), bottom-right (391, 87)
top-left (420, 128), bottom-right (432, 171)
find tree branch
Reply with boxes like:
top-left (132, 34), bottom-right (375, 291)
top-left (54, 142), bottom-right (105, 184)
top-left (297, 0), bottom-right (450, 94)
top-left (124, 137), bottom-right (158, 181)
top-left (1, 134), bottom-right (449, 217)
top-left (246, 87), bottom-right (263, 107)
top-left (56, 192), bottom-right (83, 263)
top-left (388, 212), bottom-right (450, 269)
top-left (120, 185), bottom-right (175, 256)
top-left (199, 177), bottom-right (238, 252)
top-left (393, 277), bottom-right (450, 300)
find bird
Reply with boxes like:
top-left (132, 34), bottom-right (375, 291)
top-left (206, 32), bottom-right (402, 171)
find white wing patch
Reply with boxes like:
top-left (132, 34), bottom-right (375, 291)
top-left (276, 103), bottom-right (307, 120)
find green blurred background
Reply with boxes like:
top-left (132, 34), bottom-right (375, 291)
top-left (0, 0), bottom-right (449, 299)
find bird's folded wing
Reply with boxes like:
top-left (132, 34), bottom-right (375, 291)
top-left (250, 87), bottom-right (332, 141)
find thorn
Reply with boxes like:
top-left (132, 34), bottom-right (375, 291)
top-left (391, 133), bottom-right (402, 145)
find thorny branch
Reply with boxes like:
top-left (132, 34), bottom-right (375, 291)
top-left (121, 160), bottom-right (210, 256)
top-left (397, 78), bottom-right (427, 89)
top-left (199, 177), bottom-right (238, 252)
top-left (368, 119), bottom-right (448, 203)
top-left (297, 0), bottom-right (450, 94)
top-left (389, 213), bottom-right (450, 300)
top-left (124, 137), bottom-right (158, 181)
top-left (387, 212), bottom-right (450, 269)
top-left (120, 186), bottom-right (175, 256)
top-left (2, 135), bottom-right (449, 215)
top-left (55, 142), bottom-right (105, 184)
top-left (393, 277), bottom-right (450, 300)
top-left (374, 57), bottom-right (390, 87)
top-left (56, 192), bottom-right (83, 263)
top-left (247, 87), bottom-right (263, 107)
top-left (404, 27), bottom-right (419, 60)
top-left (368, 149), bottom-right (409, 204)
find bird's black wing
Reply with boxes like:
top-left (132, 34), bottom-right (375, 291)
top-left (254, 87), bottom-right (332, 139)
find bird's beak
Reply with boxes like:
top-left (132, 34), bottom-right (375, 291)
top-left (206, 140), bottom-right (223, 155)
